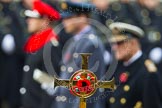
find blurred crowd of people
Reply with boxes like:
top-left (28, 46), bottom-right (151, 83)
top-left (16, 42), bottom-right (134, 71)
top-left (0, 0), bottom-right (162, 108)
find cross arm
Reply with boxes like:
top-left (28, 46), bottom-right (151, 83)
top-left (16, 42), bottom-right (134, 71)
top-left (96, 78), bottom-right (115, 90)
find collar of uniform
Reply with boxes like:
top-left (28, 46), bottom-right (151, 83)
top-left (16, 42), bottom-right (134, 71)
top-left (24, 27), bottom-right (58, 53)
top-left (123, 50), bottom-right (142, 67)
top-left (73, 25), bottom-right (91, 41)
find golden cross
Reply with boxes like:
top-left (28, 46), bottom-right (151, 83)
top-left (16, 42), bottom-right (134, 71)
top-left (53, 53), bottom-right (115, 108)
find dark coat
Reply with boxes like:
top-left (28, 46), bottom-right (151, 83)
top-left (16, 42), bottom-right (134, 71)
top-left (0, 2), bottom-right (25, 107)
top-left (21, 36), bottom-right (62, 108)
top-left (106, 54), bottom-right (161, 108)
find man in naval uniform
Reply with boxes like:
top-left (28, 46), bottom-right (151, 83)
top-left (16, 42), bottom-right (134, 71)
top-left (51, 1), bottom-right (107, 108)
top-left (106, 22), bottom-right (161, 108)
top-left (20, 1), bottom-right (61, 108)
top-left (123, 0), bottom-right (162, 98)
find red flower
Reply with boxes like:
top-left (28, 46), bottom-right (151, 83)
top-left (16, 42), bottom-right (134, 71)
top-left (70, 73), bottom-right (95, 95)
top-left (77, 79), bottom-right (91, 88)
top-left (119, 72), bottom-right (129, 83)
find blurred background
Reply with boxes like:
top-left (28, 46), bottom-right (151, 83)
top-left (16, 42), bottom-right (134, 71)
top-left (0, 0), bottom-right (162, 108)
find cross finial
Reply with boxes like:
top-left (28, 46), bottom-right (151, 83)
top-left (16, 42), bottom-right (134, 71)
top-left (80, 53), bottom-right (92, 70)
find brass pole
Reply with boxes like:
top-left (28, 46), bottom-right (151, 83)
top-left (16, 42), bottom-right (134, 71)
top-left (80, 53), bottom-right (91, 70)
top-left (79, 98), bottom-right (86, 108)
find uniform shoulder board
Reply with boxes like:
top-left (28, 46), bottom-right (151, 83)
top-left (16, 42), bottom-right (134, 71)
top-left (144, 59), bottom-right (157, 73)
top-left (50, 38), bottom-right (59, 47)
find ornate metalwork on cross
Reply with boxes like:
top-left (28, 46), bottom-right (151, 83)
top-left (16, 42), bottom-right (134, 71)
top-left (53, 53), bottom-right (115, 108)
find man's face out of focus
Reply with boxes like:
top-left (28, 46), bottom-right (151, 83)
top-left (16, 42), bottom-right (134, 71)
top-left (112, 39), bottom-right (133, 61)
top-left (63, 15), bottom-right (84, 34)
top-left (139, 0), bottom-right (159, 9)
top-left (92, 0), bottom-right (109, 10)
top-left (27, 17), bottom-right (46, 33)
top-left (22, 0), bottom-right (33, 9)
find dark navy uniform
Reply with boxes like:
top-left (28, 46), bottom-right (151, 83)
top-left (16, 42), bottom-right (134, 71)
top-left (51, 1), bottom-right (107, 108)
top-left (107, 55), bottom-right (161, 108)
top-left (21, 40), bottom-right (61, 108)
top-left (0, 1), bottom-right (25, 108)
top-left (20, 1), bottom-right (61, 108)
top-left (107, 22), bottom-right (161, 108)
top-left (123, 1), bottom-right (162, 93)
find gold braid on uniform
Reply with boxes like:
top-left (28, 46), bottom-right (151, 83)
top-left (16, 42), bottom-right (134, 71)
top-left (144, 59), bottom-right (157, 73)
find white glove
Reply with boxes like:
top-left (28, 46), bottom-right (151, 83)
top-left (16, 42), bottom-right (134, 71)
top-left (41, 82), bottom-right (56, 96)
top-left (149, 47), bottom-right (162, 64)
top-left (33, 69), bottom-right (56, 96)
top-left (1, 34), bottom-right (15, 54)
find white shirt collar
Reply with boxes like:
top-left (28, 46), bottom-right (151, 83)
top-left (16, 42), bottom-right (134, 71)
top-left (123, 50), bottom-right (142, 66)
top-left (73, 25), bottom-right (91, 41)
